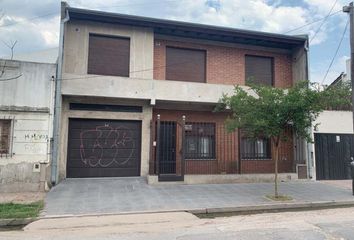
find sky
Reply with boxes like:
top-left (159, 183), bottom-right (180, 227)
top-left (0, 0), bottom-right (351, 85)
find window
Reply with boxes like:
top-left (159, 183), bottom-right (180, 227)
top-left (166, 47), bottom-right (206, 83)
top-left (88, 34), bottom-right (130, 77)
top-left (69, 103), bottom-right (142, 113)
top-left (0, 120), bottom-right (11, 154)
top-left (241, 137), bottom-right (271, 160)
top-left (245, 55), bottom-right (274, 86)
top-left (185, 123), bottom-right (215, 159)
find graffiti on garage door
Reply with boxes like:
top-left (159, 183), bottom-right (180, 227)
top-left (79, 125), bottom-right (136, 167)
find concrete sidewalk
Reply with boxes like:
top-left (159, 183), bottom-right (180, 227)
top-left (43, 178), bottom-right (354, 217)
top-left (5, 207), bottom-right (353, 240)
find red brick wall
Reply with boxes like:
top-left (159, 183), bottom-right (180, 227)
top-left (151, 109), bottom-right (295, 175)
top-left (152, 109), bottom-right (238, 175)
top-left (241, 128), bottom-right (294, 174)
top-left (154, 39), bottom-right (293, 88)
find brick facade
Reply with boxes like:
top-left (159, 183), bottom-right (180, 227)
top-left (154, 39), bottom-right (293, 88)
top-left (151, 109), bottom-right (294, 175)
top-left (151, 37), bottom-right (295, 175)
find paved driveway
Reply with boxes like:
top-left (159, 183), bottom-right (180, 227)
top-left (44, 177), bottom-right (353, 216)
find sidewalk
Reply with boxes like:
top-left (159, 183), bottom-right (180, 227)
top-left (320, 180), bottom-right (352, 190)
top-left (43, 178), bottom-right (354, 217)
top-left (5, 207), bottom-right (352, 240)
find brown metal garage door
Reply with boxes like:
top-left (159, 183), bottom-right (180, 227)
top-left (67, 119), bottom-right (141, 178)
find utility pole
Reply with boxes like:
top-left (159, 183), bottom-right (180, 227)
top-left (343, 2), bottom-right (354, 131)
top-left (343, 2), bottom-right (354, 195)
top-left (344, 2), bottom-right (354, 194)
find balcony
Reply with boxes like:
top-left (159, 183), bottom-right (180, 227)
top-left (61, 74), bottom-right (252, 104)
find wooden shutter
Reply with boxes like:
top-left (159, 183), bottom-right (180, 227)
top-left (88, 34), bottom-right (130, 77)
top-left (166, 47), bottom-right (206, 83)
top-left (245, 55), bottom-right (273, 86)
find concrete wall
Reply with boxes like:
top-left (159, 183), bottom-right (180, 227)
top-left (0, 60), bottom-right (55, 110)
top-left (292, 44), bottom-right (308, 83)
top-left (0, 60), bottom-right (56, 192)
top-left (58, 97), bottom-right (152, 180)
top-left (314, 111), bottom-right (353, 134)
top-left (61, 73), bottom-right (256, 104)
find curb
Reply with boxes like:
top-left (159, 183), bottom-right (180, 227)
top-left (188, 200), bottom-right (354, 215)
top-left (0, 218), bottom-right (36, 227)
top-left (40, 200), bottom-right (354, 219)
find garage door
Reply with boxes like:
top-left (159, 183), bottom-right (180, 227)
top-left (315, 133), bottom-right (353, 180)
top-left (67, 119), bottom-right (141, 178)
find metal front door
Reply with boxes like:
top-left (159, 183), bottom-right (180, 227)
top-left (159, 121), bottom-right (177, 174)
top-left (156, 117), bottom-right (185, 181)
top-left (315, 133), bottom-right (354, 180)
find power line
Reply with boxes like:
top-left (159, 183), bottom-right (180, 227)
top-left (310, 0), bottom-right (339, 43)
top-left (283, 10), bottom-right (342, 34)
top-left (0, 0), bottom-right (183, 29)
top-left (321, 19), bottom-right (349, 85)
top-left (0, 12), bottom-right (58, 28)
top-left (0, 74), bottom-right (22, 82)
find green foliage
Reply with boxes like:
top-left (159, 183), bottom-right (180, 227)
top-left (217, 81), bottom-right (351, 143)
top-left (0, 201), bottom-right (43, 219)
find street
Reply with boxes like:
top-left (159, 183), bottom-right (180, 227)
top-left (1, 207), bottom-right (354, 240)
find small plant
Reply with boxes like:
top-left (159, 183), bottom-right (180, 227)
top-left (266, 194), bottom-right (293, 201)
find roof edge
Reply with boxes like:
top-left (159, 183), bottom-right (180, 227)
top-left (66, 6), bottom-right (308, 46)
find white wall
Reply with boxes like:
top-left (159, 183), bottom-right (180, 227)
top-left (0, 60), bottom-right (56, 110)
top-left (0, 112), bottom-right (50, 165)
top-left (313, 110), bottom-right (353, 134)
top-left (0, 59), bottom-right (56, 192)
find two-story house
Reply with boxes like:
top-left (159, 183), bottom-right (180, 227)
top-left (53, 2), bottom-right (309, 184)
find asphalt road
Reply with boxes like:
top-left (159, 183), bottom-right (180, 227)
top-left (1, 207), bottom-right (354, 239)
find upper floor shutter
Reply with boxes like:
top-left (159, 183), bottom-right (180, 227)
top-left (166, 47), bottom-right (206, 83)
top-left (88, 34), bottom-right (130, 77)
top-left (245, 55), bottom-right (274, 86)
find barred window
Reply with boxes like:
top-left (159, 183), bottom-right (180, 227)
top-left (185, 123), bottom-right (215, 159)
top-left (241, 137), bottom-right (271, 160)
top-left (0, 120), bottom-right (11, 154)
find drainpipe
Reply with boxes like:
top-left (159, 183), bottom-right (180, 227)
top-left (47, 75), bottom-right (55, 164)
top-left (304, 38), bottom-right (314, 179)
top-left (51, 3), bottom-right (69, 185)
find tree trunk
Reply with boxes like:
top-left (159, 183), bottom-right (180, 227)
top-left (273, 137), bottom-right (280, 198)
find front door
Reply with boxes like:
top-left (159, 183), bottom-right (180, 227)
top-left (159, 122), bottom-right (177, 174)
top-left (157, 121), bottom-right (184, 181)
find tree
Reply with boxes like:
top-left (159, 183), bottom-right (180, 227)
top-left (0, 40), bottom-right (22, 82)
top-left (217, 81), bottom-right (351, 198)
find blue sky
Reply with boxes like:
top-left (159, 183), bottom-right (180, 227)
top-left (0, 0), bottom-right (351, 84)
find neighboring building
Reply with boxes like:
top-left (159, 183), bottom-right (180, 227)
top-left (312, 59), bottom-right (353, 181)
top-left (0, 59), bottom-right (56, 192)
top-left (8, 48), bottom-right (59, 65)
top-left (53, 3), bottom-right (309, 184)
